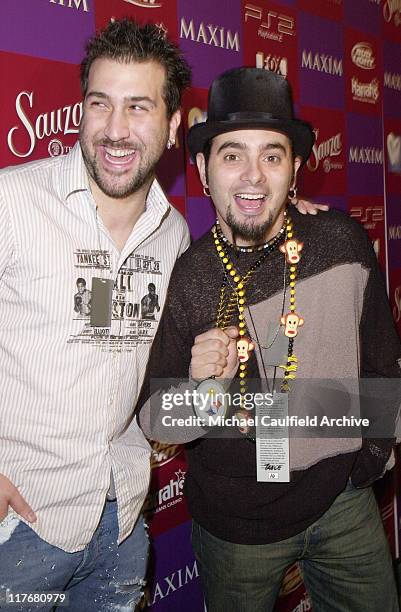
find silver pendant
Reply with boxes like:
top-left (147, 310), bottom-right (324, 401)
top-left (193, 378), bottom-right (228, 426)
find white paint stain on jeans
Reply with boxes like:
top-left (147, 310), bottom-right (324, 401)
top-left (0, 515), bottom-right (20, 545)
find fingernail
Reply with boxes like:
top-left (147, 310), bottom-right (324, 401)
top-left (27, 511), bottom-right (37, 522)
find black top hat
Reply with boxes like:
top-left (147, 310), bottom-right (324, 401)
top-left (188, 67), bottom-right (314, 164)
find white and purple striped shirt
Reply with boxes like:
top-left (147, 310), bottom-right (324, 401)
top-left (0, 142), bottom-right (190, 552)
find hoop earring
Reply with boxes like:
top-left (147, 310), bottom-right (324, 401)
top-left (203, 185), bottom-right (211, 197)
top-left (288, 187), bottom-right (297, 201)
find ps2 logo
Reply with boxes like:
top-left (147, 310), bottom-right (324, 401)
top-left (244, 4), bottom-right (295, 41)
top-left (349, 206), bottom-right (384, 226)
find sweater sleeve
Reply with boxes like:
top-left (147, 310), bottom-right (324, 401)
top-left (351, 232), bottom-right (401, 487)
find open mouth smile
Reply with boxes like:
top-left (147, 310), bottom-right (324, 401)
top-left (234, 193), bottom-right (267, 215)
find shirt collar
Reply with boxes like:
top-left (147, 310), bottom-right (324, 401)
top-left (59, 141), bottom-right (90, 202)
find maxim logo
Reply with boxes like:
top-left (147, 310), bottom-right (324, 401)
top-left (123, 0), bottom-right (162, 7)
top-left (384, 72), bottom-right (401, 91)
top-left (389, 225), bottom-right (401, 239)
top-left (301, 51), bottom-right (343, 76)
top-left (351, 43), bottom-right (375, 70)
top-left (180, 18), bottom-right (240, 51)
top-left (307, 129), bottom-right (343, 173)
top-left (351, 77), bottom-right (379, 103)
top-left (49, 0), bottom-right (89, 11)
top-left (256, 51), bottom-right (288, 77)
top-left (349, 146), bottom-right (383, 164)
top-left (383, 0), bottom-right (401, 25)
top-left (244, 4), bottom-right (295, 42)
top-left (148, 561), bottom-right (199, 605)
top-left (7, 91), bottom-right (82, 158)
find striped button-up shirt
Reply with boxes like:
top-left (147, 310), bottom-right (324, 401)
top-left (0, 142), bottom-right (190, 552)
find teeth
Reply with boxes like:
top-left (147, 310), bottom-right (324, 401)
top-left (105, 147), bottom-right (135, 158)
top-left (236, 193), bottom-right (265, 200)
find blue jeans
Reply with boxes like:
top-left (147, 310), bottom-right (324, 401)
top-left (192, 483), bottom-right (399, 612)
top-left (0, 501), bottom-right (148, 611)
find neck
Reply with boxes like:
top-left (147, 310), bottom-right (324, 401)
top-left (89, 176), bottom-right (153, 252)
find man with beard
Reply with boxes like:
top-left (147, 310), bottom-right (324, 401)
top-left (0, 18), bottom-right (325, 609)
top-left (0, 19), bottom-right (191, 610)
top-left (139, 67), bottom-right (400, 611)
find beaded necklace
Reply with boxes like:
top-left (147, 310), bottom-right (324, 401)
top-left (212, 213), bottom-right (304, 404)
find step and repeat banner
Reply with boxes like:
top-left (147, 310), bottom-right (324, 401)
top-left (1, 1), bottom-right (400, 610)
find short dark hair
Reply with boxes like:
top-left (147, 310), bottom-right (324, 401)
top-left (80, 19), bottom-right (191, 118)
top-left (76, 278), bottom-right (86, 286)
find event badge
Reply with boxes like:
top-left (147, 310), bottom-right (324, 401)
top-left (193, 378), bottom-right (228, 427)
top-left (255, 393), bottom-right (290, 482)
top-left (90, 277), bottom-right (114, 328)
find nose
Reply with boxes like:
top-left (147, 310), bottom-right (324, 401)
top-left (104, 108), bottom-right (130, 142)
top-left (240, 157), bottom-right (266, 185)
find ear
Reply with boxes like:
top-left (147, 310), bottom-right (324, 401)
top-left (298, 317), bottom-right (304, 327)
top-left (279, 244), bottom-right (286, 254)
top-left (249, 342), bottom-right (255, 351)
top-left (196, 153), bottom-right (207, 187)
top-left (293, 156), bottom-right (302, 178)
top-left (298, 242), bottom-right (304, 252)
top-left (168, 109), bottom-right (181, 143)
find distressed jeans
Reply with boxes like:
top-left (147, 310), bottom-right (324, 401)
top-left (192, 483), bottom-right (399, 612)
top-left (0, 500), bottom-right (148, 611)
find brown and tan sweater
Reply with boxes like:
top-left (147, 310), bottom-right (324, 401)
top-left (139, 209), bottom-right (401, 544)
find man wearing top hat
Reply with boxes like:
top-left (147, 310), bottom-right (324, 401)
top-left (139, 67), bottom-right (401, 611)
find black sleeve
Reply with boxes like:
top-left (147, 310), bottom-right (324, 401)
top-left (351, 233), bottom-right (401, 487)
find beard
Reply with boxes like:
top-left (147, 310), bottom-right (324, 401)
top-left (226, 206), bottom-right (274, 243)
top-left (79, 128), bottom-right (168, 199)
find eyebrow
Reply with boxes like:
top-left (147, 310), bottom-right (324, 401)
top-left (216, 141), bottom-right (287, 155)
top-left (86, 91), bottom-right (156, 106)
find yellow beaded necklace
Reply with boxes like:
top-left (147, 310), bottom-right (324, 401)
top-left (212, 213), bottom-right (304, 400)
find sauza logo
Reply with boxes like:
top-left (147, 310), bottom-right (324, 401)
top-left (244, 4), bottom-right (295, 42)
top-left (256, 52), bottom-right (288, 77)
top-left (7, 91), bottom-right (82, 158)
top-left (180, 18), bottom-right (240, 51)
top-left (49, 0), bottom-right (89, 11)
top-left (393, 286), bottom-right (401, 324)
top-left (123, 0), bottom-right (162, 7)
top-left (307, 129), bottom-right (343, 173)
top-left (351, 77), bottom-right (379, 104)
top-left (383, 0), bottom-right (401, 25)
top-left (351, 43), bottom-right (375, 70)
top-left (387, 132), bottom-right (401, 173)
